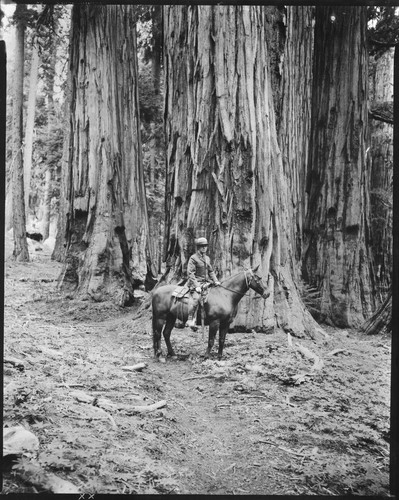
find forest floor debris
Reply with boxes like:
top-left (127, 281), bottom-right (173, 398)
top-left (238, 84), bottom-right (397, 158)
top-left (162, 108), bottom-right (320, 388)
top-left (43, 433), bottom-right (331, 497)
top-left (2, 238), bottom-right (391, 495)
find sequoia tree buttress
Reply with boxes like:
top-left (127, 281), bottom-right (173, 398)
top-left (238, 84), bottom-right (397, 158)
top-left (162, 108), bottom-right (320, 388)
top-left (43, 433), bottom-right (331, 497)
top-left (303, 6), bottom-right (376, 327)
top-left (163, 5), bottom-right (321, 337)
top-left (58, 5), bottom-right (151, 305)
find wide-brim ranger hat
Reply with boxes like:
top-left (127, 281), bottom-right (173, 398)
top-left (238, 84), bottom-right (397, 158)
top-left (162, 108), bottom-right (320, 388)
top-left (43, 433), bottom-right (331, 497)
top-left (196, 237), bottom-right (208, 246)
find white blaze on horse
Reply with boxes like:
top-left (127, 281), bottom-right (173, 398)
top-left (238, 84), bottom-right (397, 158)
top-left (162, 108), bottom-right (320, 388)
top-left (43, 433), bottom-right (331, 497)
top-left (151, 266), bottom-right (271, 362)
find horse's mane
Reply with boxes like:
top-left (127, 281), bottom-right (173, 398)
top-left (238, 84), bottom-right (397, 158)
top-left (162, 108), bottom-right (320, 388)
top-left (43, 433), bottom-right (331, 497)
top-left (220, 269), bottom-right (248, 286)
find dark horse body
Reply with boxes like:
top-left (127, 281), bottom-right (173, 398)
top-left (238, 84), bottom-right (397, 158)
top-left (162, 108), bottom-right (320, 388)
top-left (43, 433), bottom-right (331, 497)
top-left (152, 266), bottom-right (270, 361)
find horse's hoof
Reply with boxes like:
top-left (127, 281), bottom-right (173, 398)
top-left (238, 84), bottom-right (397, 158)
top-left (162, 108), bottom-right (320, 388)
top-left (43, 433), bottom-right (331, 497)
top-left (168, 355), bottom-right (178, 360)
top-left (158, 356), bottom-right (166, 363)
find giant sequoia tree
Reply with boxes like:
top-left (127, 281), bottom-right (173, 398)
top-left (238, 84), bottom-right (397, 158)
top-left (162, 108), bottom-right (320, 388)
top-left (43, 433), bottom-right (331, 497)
top-left (303, 6), bottom-right (376, 327)
top-left (278, 6), bottom-right (314, 280)
top-left (163, 5), bottom-right (321, 337)
top-left (58, 5), bottom-right (151, 305)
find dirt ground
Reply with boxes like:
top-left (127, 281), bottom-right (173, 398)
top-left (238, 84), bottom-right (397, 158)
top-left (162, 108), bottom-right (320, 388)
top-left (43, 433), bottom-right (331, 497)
top-left (3, 237), bottom-right (391, 495)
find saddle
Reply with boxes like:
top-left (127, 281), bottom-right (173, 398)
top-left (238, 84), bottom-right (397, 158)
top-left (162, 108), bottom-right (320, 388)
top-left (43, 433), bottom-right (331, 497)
top-left (171, 284), bottom-right (190, 299)
top-left (172, 282), bottom-right (212, 324)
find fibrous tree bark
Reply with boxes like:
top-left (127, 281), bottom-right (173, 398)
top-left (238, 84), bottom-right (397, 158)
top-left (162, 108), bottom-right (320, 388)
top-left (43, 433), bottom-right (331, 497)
top-left (41, 168), bottom-right (51, 241)
top-left (368, 47), bottom-right (393, 302)
top-left (163, 5), bottom-right (322, 337)
top-left (23, 38), bottom-right (40, 217)
top-left (52, 37), bottom-right (72, 263)
top-left (11, 4), bottom-right (29, 262)
top-left (278, 6), bottom-right (314, 281)
top-left (303, 6), bottom-right (375, 327)
top-left (361, 290), bottom-right (391, 335)
top-left (58, 5), bottom-right (151, 305)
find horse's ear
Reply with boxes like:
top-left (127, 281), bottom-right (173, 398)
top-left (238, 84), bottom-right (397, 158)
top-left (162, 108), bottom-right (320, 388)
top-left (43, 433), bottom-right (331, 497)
top-left (252, 264), bottom-right (260, 273)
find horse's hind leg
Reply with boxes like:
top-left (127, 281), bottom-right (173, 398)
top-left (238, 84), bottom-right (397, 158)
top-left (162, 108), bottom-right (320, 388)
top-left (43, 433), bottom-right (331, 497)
top-left (163, 313), bottom-right (177, 358)
top-left (153, 317), bottom-right (165, 361)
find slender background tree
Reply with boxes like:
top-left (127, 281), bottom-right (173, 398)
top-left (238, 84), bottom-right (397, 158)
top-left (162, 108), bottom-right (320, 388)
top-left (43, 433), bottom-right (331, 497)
top-left (11, 3), bottom-right (29, 261)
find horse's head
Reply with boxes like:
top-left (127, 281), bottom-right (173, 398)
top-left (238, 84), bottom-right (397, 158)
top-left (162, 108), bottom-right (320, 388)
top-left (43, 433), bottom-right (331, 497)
top-left (246, 265), bottom-right (271, 299)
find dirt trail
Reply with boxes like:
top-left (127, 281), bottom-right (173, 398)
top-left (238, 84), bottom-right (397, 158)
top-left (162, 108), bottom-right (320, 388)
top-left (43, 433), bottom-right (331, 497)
top-left (3, 238), bottom-right (391, 495)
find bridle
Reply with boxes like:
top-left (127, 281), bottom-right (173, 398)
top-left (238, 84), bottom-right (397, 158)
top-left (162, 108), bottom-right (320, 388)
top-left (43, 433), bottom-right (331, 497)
top-left (217, 269), bottom-right (255, 296)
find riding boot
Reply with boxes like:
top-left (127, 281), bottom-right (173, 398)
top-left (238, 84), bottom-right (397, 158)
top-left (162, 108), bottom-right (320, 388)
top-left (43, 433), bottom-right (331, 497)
top-left (186, 306), bottom-right (198, 331)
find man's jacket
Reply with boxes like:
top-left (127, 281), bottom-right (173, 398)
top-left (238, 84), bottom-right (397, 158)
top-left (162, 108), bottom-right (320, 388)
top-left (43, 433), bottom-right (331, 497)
top-left (187, 252), bottom-right (217, 288)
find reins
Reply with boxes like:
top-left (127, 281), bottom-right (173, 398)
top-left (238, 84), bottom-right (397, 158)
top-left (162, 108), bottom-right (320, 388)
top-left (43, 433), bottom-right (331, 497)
top-left (217, 270), bottom-right (251, 296)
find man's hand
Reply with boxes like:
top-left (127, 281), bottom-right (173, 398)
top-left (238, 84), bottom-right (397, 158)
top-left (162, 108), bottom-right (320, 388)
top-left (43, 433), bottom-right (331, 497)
top-left (195, 287), bottom-right (201, 293)
top-left (214, 281), bottom-right (221, 286)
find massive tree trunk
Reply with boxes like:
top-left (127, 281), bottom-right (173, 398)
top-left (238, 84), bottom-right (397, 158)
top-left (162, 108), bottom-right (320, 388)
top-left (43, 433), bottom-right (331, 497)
top-left (303, 6), bottom-right (375, 327)
top-left (23, 39), bottom-right (40, 217)
top-left (41, 42), bottom-right (57, 241)
top-left (368, 47), bottom-right (393, 303)
top-left (278, 6), bottom-right (314, 281)
top-left (11, 4), bottom-right (29, 262)
top-left (52, 38), bottom-right (72, 263)
top-left (58, 5), bottom-right (151, 305)
top-left (163, 5), bottom-right (322, 337)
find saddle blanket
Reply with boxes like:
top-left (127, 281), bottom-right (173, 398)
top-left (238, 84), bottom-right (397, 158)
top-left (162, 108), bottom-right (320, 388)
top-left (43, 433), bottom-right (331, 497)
top-left (171, 285), bottom-right (190, 299)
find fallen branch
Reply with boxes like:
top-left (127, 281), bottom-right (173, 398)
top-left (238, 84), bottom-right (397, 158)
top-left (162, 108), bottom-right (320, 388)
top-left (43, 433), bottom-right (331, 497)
top-left (182, 374), bottom-right (214, 381)
top-left (257, 440), bottom-right (313, 458)
top-left (126, 400), bottom-right (167, 414)
top-left (121, 363), bottom-right (147, 372)
top-left (326, 348), bottom-right (346, 357)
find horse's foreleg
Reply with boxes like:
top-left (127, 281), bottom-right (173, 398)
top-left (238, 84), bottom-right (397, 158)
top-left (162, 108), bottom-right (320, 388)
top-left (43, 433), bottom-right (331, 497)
top-left (163, 314), bottom-right (177, 358)
top-left (217, 322), bottom-right (229, 360)
top-left (153, 317), bottom-right (165, 361)
top-left (204, 320), bottom-right (219, 358)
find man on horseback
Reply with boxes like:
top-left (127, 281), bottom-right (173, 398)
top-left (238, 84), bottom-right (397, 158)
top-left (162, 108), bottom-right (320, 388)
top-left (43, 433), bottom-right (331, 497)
top-left (185, 237), bottom-right (221, 330)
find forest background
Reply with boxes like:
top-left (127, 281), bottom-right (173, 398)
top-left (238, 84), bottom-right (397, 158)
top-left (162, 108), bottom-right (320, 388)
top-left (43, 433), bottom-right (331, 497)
top-left (2, 4), bottom-right (394, 335)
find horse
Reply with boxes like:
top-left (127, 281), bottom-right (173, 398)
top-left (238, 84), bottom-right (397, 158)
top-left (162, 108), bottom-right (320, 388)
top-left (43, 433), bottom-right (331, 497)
top-left (151, 265), bottom-right (271, 362)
